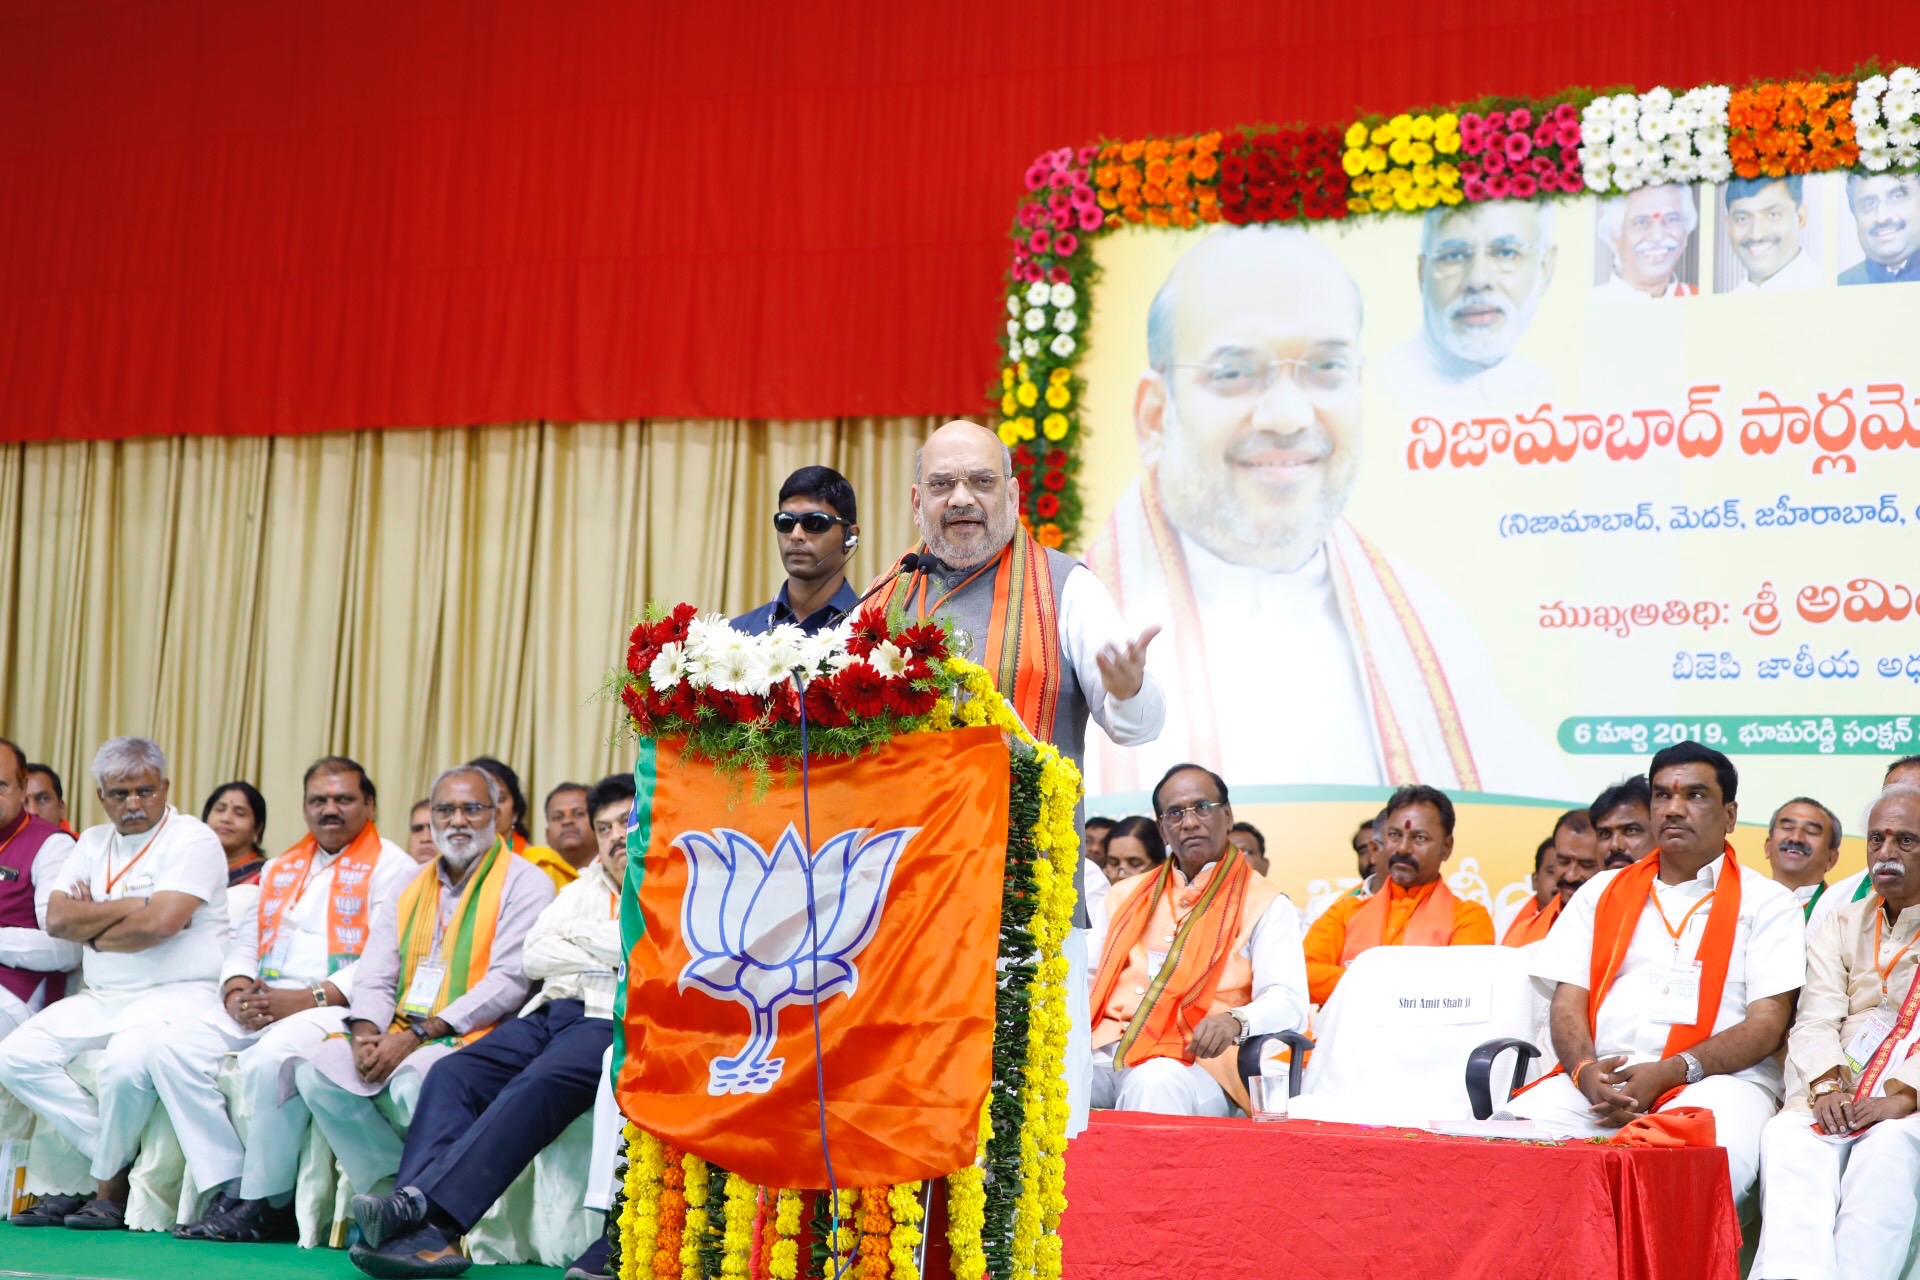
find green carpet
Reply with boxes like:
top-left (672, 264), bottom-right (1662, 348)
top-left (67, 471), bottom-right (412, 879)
top-left (0, 1222), bottom-right (561, 1280)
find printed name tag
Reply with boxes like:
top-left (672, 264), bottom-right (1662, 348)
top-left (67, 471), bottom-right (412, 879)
top-left (1147, 950), bottom-right (1168, 981)
top-left (121, 874), bottom-right (157, 898)
top-left (0, 866), bottom-right (18, 882)
top-left (400, 963), bottom-right (447, 1019)
top-left (1649, 962), bottom-right (1704, 1025)
top-left (1845, 1008), bottom-right (1897, 1074)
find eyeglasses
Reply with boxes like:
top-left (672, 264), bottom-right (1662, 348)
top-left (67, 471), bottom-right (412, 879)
top-left (1170, 353), bottom-right (1361, 399)
top-left (103, 785), bottom-right (160, 804)
top-left (1159, 800), bottom-right (1226, 825)
top-left (773, 511), bottom-right (852, 535)
top-left (921, 472), bottom-right (1009, 499)
top-left (431, 802), bottom-right (494, 821)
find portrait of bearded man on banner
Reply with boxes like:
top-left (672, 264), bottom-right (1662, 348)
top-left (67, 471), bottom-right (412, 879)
top-left (1083, 223), bottom-right (1572, 802)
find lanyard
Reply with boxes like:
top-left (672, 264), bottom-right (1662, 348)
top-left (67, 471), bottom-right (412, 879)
top-left (1653, 884), bottom-right (1715, 958)
top-left (1803, 881), bottom-right (1827, 921)
top-left (0, 811), bottom-right (28, 860)
top-left (105, 811), bottom-right (171, 895)
top-left (1874, 907), bottom-right (1919, 998)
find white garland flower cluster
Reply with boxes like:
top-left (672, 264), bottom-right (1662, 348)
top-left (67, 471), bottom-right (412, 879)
top-left (1854, 69), bottom-right (1920, 173)
top-left (1581, 86), bottom-right (1732, 193)
top-left (646, 615), bottom-right (855, 697)
top-left (1005, 281), bottom-right (1078, 361)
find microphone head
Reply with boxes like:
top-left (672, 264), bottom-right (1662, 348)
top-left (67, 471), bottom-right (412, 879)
top-left (899, 553), bottom-right (923, 573)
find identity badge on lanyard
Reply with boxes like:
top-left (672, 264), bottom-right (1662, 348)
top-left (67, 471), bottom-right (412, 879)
top-left (1845, 1008), bottom-right (1898, 1074)
top-left (400, 910), bottom-right (449, 1020)
top-left (1146, 950), bottom-right (1168, 981)
top-left (1650, 890), bottom-right (1714, 1026)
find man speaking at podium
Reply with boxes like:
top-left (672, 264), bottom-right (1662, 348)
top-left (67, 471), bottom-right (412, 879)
top-left (873, 419), bottom-right (1166, 1134)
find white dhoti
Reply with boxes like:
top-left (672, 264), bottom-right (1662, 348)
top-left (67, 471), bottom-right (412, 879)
top-left (1064, 926), bottom-right (1092, 1138)
top-left (289, 1044), bottom-right (433, 1195)
top-left (1753, 1110), bottom-right (1920, 1280)
top-left (584, 1044), bottom-right (619, 1212)
top-left (150, 1003), bottom-right (345, 1200)
top-left (0, 982), bottom-right (213, 1179)
top-left (1508, 1072), bottom-right (1776, 1213)
top-left (1087, 1045), bottom-right (1231, 1118)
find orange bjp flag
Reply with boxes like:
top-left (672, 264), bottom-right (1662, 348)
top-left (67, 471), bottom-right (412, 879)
top-left (613, 725), bottom-right (1010, 1189)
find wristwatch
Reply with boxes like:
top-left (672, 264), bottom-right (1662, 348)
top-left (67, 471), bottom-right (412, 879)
top-left (1810, 1077), bottom-right (1845, 1099)
top-left (1678, 1050), bottom-right (1705, 1085)
top-left (310, 985), bottom-right (329, 1008)
top-left (1225, 1009), bottom-right (1250, 1044)
top-left (408, 1022), bottom-right (432, 1041)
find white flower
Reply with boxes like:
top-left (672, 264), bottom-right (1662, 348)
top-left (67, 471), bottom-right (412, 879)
top-left (1609, 95), bottom-right (1639, 126)
top-left (648, 642), bottom-right (686, 690)
top-left (1049, 333), bottom-right (1077, 358)
top-left (1023, 307), bottom-right (1046, 332)
top-left (1025, 280), bottom-right (1051, 306)
top-left (1695, 126), bottom-right (1729, 157)
top-left (1680, 87), bottom-right (1718, 113)
top-left (1005, 319), bottom-right (1020, 340)
top-left (1022, 336), bottom-right (1040, 358)
top-left (1584, 117), bottom-right (1613, 144)
top-left (707, 640), bottom-right (773, 696)
top-left (1894, 145), bottom-right (1920, 170)
top-left (1583, 162), bottom-right (1612, 192)
top-left (1668, 105), bottom-right (1698, 135)
top-left (1884, 91), bottom-right (1919, 124)
top-left (1666, 156), bottom-right (1699, 182)
top-left (1582, 96), bottom-right (1611, 122)
top-left (1613, 165), bottom-right (1647, 191)
top-left (1699, 153), bottom-right (1733, 182)
top-left (1861, 144), bottom-right (1894, 172)
top-left (1860, 74), bottom-right (1890, 99)
top-left (1661, 133), bottom-right (1693, 161)
top-left (1890, 67), bottom-right (1920, 95)
top-left (1637, 111), bottom-right (1671, 143)
top-left (760, 626), bottom-right (807, 680)
top-left (1643, 86), bottom-right (1674, 113)
top-left (1859, 123), bottom-right (1892, 150)
top-left (1053, 309), bottom-right (1077, 333)
top-left (1891, 120), bottom-right (1920, 149)
top-left (1610, 137), bottom-right (1647, 167)
top-left (1049, 282), bottom-right (1077, 308)
top-left (1705, 84), bottom-right (1731, 109)
top-left (863, 640), bottom-right (912, 680)
top-left (1006, 295), bottom-right (1021, 317)
top-left (1855, 94), bottom-right (1882, 126)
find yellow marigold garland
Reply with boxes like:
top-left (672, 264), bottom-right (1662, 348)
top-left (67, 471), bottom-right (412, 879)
top-left (829, 1189), bottom-right (861, 1277)
top-left (770, 1188), bottom-right (802, 1280)
top-left (621, 1126), bottom-right (664, 1280)
top-left (681, 1153), bottom-right (711, 1280)
top-left (885, 1183), bottom-right (924, 1280)
top-left (720, 1172), bottom-right (756, 1280)
top-left (944, 1098), bottom-right (991, 1280)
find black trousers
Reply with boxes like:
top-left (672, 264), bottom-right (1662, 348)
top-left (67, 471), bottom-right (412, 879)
top-left (397, 998), bottom-right (614, 1231)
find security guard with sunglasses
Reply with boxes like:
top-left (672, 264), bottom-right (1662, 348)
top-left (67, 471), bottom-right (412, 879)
top-left (732, 465), bottom-right (862, 635)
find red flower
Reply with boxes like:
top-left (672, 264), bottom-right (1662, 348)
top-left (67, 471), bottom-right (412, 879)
top-left (1049, 266), bottom-right (1070, 284)
top-left (802, 678), bottom-right (849, 728)
top-left (1044, 448), bottom-right (1067, 467)
top-left (1041, 467), bottom-right (1067, 492)
top-left (1508, 174), bottom-right (1539, 199)
top-left (766, 682), bottom-right (800, 725)
top-left (1035, 492), bottom-right (1060, 518)
top-left (847, 607), bottom-right (890, 658)
top-left (897, 622), bottom-right (949, 662)
top-left (887, 680), bottom-right (940, 718)
top-left (833, 663), bottom-right (890, 719)
top-left (621, 685), bottom-right (651, 733)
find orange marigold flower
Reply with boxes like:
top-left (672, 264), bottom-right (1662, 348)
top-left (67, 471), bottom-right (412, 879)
top-left (1168, 157), bottom-right (1190, 183)
top-left (1172, 136), bottom-right (1195, 156)
top-left (1117, 165), bottom-right (1141, 189)
top-left (1196, 131), bottom-right (1223, 155)
top-left (1166, 180), bottom-right (1191, 205)
top-left (1756, 83), bottom-right (1784, 108)
top-left (1173, 206), bottom-right (1198, 228)
top-left (1734, 158), bottom-right (1760, 178)
top-left (1099, 142), bottom-right (1122, 160)
top-left (1095, 165), bottom-right (1119, 189)
top-left (1195, 185), bottom-right (1218, 204)
top-left (1144, 158), bottom-right (1170, 185)
top-left (1124, 205), bottom-right (1146, 223)
top-left (1147, 207), bottom-right (1171, 227)
top-left (1191, 154), bottom-right (1219, 180)
top-left (1199, 202), bottom-right (1224, 223)
top-left (1144, 138), bottom-right (1171, 161)
top-left (1121, 139), bottom-right (1146, 163)
top-left (1117, 185), bottom-right (1142, 207)
top-left (1142, 181), bottom-right (1167, 205)
top-left (1096, 190), bottom-right (1119, 210)
top-left (1036, 522), bottom-right (1065, 548)
top-left (1778, 100), bottom-right (1806, 127)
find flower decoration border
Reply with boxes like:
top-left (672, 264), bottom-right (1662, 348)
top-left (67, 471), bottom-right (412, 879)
top-left (993, 62), bottom-right (1919, 551)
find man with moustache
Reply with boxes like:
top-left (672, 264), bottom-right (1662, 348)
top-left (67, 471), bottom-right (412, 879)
top-left (1089, 765), bottom-right (1308, 1116)
top-left (1303, 784), bottom-right (1494, 1004)
top-left (152, 757), bottom-right (417, 1243)
top-left (24, 764), bottom-right (74, 835)
top-left (1724, 175), bottom-right (1823, 291)
top-left (1510, 742), bottom-right (1803, 1215)
top-left (733, 465), bottom-right (861, 635)
top-left (1227, 821), bottom-right (1269, 877)
top-left (1592, 776), bottom-right (1656, 871)
top-left (1501, 838), bottom-right (1558, 941)
top-left (870, 417), bottom-right (1165, 1135)
top-left (0, 737), bottom-right (228, 1229)
top-left (288, 765), bottom-right (552, 1203)
top-left (1752, 784), bottom-right (1920, 1279)
top-left (1594, 186), bottom-right (1699, 299)
top-left (1813, 756), bottom-right (1920, 930)
top-left (1085, 224), bottom-right (1569, 801)
top-left (1764, 797), bottom-right (1844, 923)
top-left (1504, 811), bottom-right (1601, 946)
top-left (0, 739), bottom-right (79, 1041)
top-left (1375, 200), bottom-right (1558, 409)
top-left (1838, 173), bottom-right (1920, 285)
top-left (1306, 809), bottom-right (1387, 924)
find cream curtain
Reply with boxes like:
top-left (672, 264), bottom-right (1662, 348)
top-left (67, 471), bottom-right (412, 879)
top-left (0, 417), bottom-right (938, 846)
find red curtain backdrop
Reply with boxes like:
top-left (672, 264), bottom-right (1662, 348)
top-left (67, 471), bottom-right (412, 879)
top-left (0, 1), bottom-right (1914, 442)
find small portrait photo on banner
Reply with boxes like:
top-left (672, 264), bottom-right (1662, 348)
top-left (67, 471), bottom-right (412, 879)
top-left (1712, 173), bottom-right (1829, 292)
top-left (1590, 184), bottom-right (1702, 300)
top-left (1834, 171), bottom-right (1920, 286)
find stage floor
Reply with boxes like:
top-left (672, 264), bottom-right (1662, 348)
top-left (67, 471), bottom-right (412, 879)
top-left (0, 1223), bottom-right (562, 1280)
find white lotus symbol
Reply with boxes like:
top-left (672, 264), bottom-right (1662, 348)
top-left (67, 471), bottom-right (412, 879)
top-left (675, 823), bottom-right (917, 1095)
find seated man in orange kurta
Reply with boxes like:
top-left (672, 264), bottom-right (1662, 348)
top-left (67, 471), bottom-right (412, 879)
top-left (1504, 809), bottom-right (1602, 947)
top-left (1304, 784), bottom-right (1493, 1004)
top-left (1089, 764), bottom-right (1310, 1116)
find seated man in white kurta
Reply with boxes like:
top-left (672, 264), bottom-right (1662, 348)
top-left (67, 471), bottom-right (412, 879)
top-left (1753, 785), bottom-right (1920, 1280)
top-left (1509, 742), bottom-right (1802, 1214)
top-left (154, 756), bottom-right (417, 1242)
top-left (0, 736), bottom-right (229, 1229)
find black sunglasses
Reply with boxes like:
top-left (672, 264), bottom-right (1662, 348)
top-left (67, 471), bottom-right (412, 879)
top-left (773, 512), bottom-right (852, 535)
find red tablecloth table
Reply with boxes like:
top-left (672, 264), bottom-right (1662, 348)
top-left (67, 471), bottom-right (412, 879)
top-left (1061, 1111), bottom-right (1741, 1280)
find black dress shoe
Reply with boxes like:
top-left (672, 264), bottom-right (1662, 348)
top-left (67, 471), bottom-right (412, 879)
top-left (348, 1224), bottom-right (471, 1278)
top-left (9, 1193), bottom-right (86, 1226)
top-left (194, 1196), bottom-right (297, 1243)
top-left (63, 1197), bottom-right (127, 1230)
top-left (563, 1235), bottom-right (612, 1280)
top-left (173, 1190), bottom-right (241, 1239)
top-left (352, 1189), bottom-right (426, 1249)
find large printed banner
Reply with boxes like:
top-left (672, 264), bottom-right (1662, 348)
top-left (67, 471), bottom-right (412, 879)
top-left (1074, 174), bottom-right (1917, 912)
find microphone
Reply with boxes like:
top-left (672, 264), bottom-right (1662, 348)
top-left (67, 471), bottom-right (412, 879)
top-left (828, 553), bottom-right (924, 626)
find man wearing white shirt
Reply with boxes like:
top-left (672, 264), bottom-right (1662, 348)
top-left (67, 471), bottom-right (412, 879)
top-left (156, 756), bottom-right (418, 1243)
top-left (1763, 795), bottom-right (1843, 926)
top-left (0, 736), bottom-right (228, 1230)
top-left (1811, 757), bottom-right (1920, 931)
top-left (346, 773), bottom-right (634, 1279)
top-left (1088, 765), bottom-right (1309, 1117)
top-left (1510, 742), bottom-right (1803, 1213)
top-left (1725, 176), bottom-right (1824, 291)
top-left (0, 739), bottom-right (80, 1039)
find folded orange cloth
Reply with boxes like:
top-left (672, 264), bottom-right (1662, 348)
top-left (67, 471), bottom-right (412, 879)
top-left (1607, 1106), bottom-right (1718, 1148)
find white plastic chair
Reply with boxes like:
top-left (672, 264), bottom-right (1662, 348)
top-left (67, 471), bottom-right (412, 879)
top-left (1286, 944), bottom-right (1548, 1128)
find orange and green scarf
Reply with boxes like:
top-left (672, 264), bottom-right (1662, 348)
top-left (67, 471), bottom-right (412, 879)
top-left (392, 837), bottom-right (511, 1043)
top-left (256, 823), bottom-right (384, 974)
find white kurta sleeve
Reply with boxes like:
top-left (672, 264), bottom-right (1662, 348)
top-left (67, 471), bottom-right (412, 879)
top-left (0, 832), bottom-right (82, 971)
top-left (1057, 564), bottom-right (1165, 746)
top-left (1235, 895), bottom-right (1310, 1038)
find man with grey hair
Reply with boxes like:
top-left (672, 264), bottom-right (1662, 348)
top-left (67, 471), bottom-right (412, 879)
top-left (1763, 795), bottom-right (1844, 923)
top-left (1374, 199), bottom-right (1557, 412)
top-left (0, 735), bottom-right (228, 1229)
top-left (1753, 781), bottom-right (1920, 1278)
top-left (288, 763), bottom-right (553, 1209)
top-left (868, 417), bottom-right (1165, 1136)
top-left (1594, 186), bottom-right (1700, 300)
top-left (1086, 223), bottom-right (1570, 804)
top-left (1812, 756), bottom-right (1920, 930)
